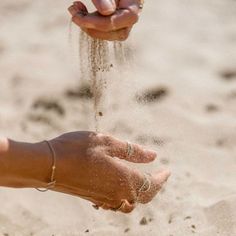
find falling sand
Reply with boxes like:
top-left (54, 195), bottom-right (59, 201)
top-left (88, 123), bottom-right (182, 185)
top-left (78, 31), bottom-right (130, 131)
top-left (79, 31), bottom-right (110, 131)
top-left (69, 18), bottom-right (133, 131)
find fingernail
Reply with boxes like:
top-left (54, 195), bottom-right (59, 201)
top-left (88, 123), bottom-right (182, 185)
top-left (100, 0), bottom-right (116, 15)
top-left (164, 170), bottom-right (171, 181)
top-left (146, 150), bottom-right (157, 159)
top-left (68, 6), bottom-right (77, 16)
top-left (73, 2), bottom-right (87, 16)
top-left (73, 3), bottom-right (79, 11)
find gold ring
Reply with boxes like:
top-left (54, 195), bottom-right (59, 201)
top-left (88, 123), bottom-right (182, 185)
top-left (139, 173), bottom-right (151, 193)
top-left (136, 173), bottom-right (151, 202)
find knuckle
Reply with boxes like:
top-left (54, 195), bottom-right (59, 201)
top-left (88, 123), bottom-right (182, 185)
top-left (123, 181), bottom-right (137, 200)
top-left (88, 131), bottom-right (99, 140)
top-left (128, 10), bottom-right (139, 24)
top-left (87, 132), bottom-right (101, 147)
top-left (101, 135), bottom-right (115, 146)
top-left (72, 15), bottom-right (79, 24)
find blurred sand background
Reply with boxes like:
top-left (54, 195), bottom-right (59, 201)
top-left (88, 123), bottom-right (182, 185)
top-left (0, 0), bottom-right (236, 235)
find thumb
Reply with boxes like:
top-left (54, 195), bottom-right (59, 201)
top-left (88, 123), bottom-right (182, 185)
top-left (152, 169), bottom-right (171, 187)
top-left (92, 0), bottom-right (116, 16)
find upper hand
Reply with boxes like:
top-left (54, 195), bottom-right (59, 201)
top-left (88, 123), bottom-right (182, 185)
top-left (68, 0), bottom-right (142, 41)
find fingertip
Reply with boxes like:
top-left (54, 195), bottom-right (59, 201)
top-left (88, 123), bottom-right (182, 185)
top-left (68, 2), bottom-right (88, 17)
top-left (150, 150), bottom-right (158, 159)
top-left (154, 169), bottom-right (171, 184)
top-left (71, 12), bottom-right (89, 28)
top-left (92, 0), bottom-right (116, 16)
top-left (144, 150), bottom-right (157, 162)
top-left (68, 6), bottom-right (77, 16)
top-left (68, 7), bottom-right (82, 18)
top-left (73, 1), bottom-right (88, 13)
top-left (166, 169), bottom-right (171, 178)
top-left (161, 169), bottom-right (171, 182)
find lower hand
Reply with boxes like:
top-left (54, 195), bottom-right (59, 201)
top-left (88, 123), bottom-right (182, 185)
top-left (49, 131), bottom-right (170, 213)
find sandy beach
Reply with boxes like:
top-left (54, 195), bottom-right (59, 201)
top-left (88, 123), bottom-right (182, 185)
top-left (0, 0), bottom-right (236, 235)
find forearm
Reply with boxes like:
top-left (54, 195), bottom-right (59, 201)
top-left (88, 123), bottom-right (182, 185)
top-left (0, 138), bottom-right (51, 188)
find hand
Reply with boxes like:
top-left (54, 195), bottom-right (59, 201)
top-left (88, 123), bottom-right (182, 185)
top-left (68, 0), bottom-right (143, 41)
top-left (49, 131), bottom-right (170, 213)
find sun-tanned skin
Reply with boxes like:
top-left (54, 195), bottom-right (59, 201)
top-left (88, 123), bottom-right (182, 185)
top-left (0, 1), bottom-right (170, 214)
top-left (0, 132), bottom-right (170, 213)
top-left (68, 0), bottom-right (142, 41)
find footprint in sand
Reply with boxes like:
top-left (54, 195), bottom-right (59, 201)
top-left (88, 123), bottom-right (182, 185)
top-left (27, 113), bottom-right (53, 126)
top-left (26, 97), bottom-right (65, 130)
top-left (65, 83), bottom-right (93, 100)
top-left (32, 98), bottom-right (65, 117)
top-left (219, 69), bottom-right (236, 81)
top-left (205, 104), bottom-right (219, 113)
top-left (135, 86), bottom-right (169, 104)
top-left (216, 138), bottom-right (226, 147)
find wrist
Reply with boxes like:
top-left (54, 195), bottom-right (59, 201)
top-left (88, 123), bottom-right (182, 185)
top-left (0, 138), bottom-right (52, 188)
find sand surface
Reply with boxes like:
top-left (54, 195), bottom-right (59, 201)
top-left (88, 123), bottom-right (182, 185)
top-left (0, 0), bottom-right (236, 235)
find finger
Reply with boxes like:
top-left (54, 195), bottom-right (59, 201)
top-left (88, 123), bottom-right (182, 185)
top-left (137, 170), bottom-right (171, 204)
top-left (153, 170), bottom-right (171, 187)
top-left (101, 135), bottom-right (157, 163)
top-left (84, 27), bottom-right (131, 41)
top-left (89, 198), bottom-right (134, 212)
top-left (68, 2), bottom-right (88, 17)
top-left (73, 1), bottom-right (88, 14)
top-left (117, 199), bottom-right (136, 213)
top-left (92, 0), bottom-right (116, 16)
top-left (71, 8), bottom-right (138, 32)
top-left (72, 189), bottom-right (129, 211)
top-left (53, 186), bottom-right (122, 211)
top-left (104, 200), bottom-right (136, 213)
top-left (92, 200), bottom-right (136, 213)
